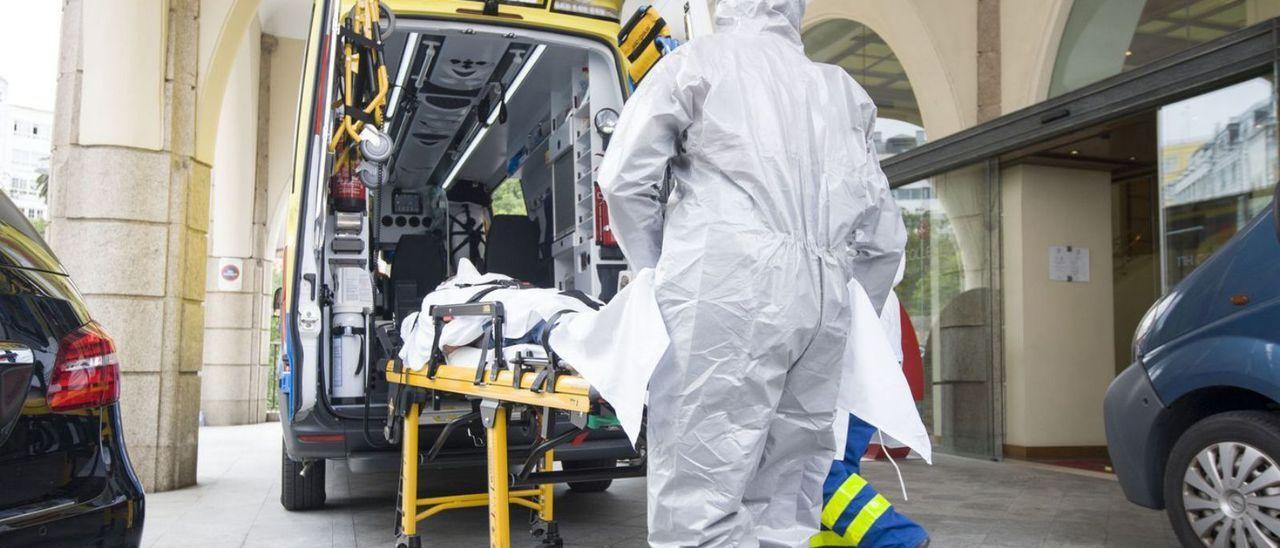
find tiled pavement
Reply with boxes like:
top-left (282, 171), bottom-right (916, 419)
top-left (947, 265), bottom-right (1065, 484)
top-left (142, 423), bottom-right (1179, 547)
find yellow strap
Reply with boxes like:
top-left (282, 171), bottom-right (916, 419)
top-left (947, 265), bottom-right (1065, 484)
top-left (821, 474), bottom-right (868, 528)
top-left (844, 494), bottom-right (892, 544)
top-left (810, 530), bottom-right (858, 547)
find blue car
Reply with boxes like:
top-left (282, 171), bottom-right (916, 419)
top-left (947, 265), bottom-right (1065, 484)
top-left (1105, 189), bottom-right (1280, 546)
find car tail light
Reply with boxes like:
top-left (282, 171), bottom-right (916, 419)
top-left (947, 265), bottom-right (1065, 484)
top-left (49, 322), bottom-right (120, 412)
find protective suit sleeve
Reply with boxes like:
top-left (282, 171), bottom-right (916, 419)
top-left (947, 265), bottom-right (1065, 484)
top-left (597, 53), bottom-right (702, 271)
top-left (849, 114), bottom-right (907, 315)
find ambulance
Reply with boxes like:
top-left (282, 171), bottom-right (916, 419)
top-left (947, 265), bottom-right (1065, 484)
top-left (277, 0), bottom-right (710, 510)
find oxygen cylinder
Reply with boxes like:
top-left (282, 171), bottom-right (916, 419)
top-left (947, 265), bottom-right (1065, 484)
top-left (331, 310), bottom-right (365, 398)
top-left (331, 268), bottom-right (373, 399)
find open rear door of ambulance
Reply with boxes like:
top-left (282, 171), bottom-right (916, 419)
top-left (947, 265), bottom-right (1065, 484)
top-left (621, 0), bottom-right (714, 44)
top-left (282, 0), bottom-right (339, 424)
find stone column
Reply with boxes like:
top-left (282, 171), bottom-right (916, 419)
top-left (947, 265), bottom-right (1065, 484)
top-left (201, 27), bottom-right (273, 426)
top-left (977, 0), bottom-right (1001, 122)
top-left (47, 0), bottom-right (205, 491)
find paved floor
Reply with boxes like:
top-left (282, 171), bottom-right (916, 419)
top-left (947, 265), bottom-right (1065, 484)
top-left (142, 424), bottom-right (1179, 547)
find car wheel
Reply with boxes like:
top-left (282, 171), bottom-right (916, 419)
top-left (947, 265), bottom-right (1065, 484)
top-left (1164, 411), bottom-right (1280, 546)
top-left (563, 458), bottom-right (614, 493)
top-left (281, 442), bottom-right (326, 510)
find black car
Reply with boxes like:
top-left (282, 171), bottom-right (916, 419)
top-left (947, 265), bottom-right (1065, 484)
top-left (0, 191), bottom-right (145, 546)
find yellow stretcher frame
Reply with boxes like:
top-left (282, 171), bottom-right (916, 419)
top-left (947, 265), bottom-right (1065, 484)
top-left (386, 361), bottom-right (595, 548)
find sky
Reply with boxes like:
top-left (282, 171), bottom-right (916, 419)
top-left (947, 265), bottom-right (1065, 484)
top-left (0, 1), bottom-right (63, 111)
top-left (1158, 77), bottom-right (1274, 145)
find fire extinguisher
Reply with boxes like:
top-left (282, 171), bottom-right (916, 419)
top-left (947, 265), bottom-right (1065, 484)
top-left (330, 164), bottom-right (366, 213)
top-left (593, 184), bottom-right (618, 247)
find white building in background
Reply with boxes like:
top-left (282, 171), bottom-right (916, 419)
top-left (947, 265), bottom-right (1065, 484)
top-left (0, 77), bottom-right (53, 221)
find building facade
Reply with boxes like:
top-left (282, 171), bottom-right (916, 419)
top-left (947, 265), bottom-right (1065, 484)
top-left (40, 0), bottom-right (1280, 491)
top-left (0, 77), bottom-right (52, 222)
top-left (821, 0), bottom-right (1280, 461)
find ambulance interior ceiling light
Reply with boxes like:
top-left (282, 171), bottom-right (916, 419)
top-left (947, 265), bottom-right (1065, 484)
top-left (442, 44), bottom-right (547, 190)
top-left (385, 32), bottom-right (420, 120)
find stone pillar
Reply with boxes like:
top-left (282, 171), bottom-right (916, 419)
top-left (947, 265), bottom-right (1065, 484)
top-left (977, 0), bottom-right (1001, 122)
top-left (47, 0), bottom-right (205, 491)
top-left (201, 27), bottom-right (273, 426)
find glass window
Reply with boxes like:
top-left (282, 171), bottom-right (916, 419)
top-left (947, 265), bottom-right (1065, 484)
top-left (1158, 76), bottom-right (1277, 288)
top-left (491, 178), bottom-right (527, 216)
top-left (1050, 0), bottom-right (1277, 97)
top-left (898, 162), bottom-right (998, 458)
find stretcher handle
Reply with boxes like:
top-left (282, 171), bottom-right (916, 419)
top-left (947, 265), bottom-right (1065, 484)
top-left (425, 410), bottom-right (481, 463)
top-left (427, 301), bottom-right (508, 384)
top-left (513, 426), bottom-right (582, 484)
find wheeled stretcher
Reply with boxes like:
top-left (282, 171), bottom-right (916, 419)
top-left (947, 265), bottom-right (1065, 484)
top-left (384, 299), bottom-right (645, 548)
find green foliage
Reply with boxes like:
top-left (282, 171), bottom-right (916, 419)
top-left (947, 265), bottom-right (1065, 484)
top-left (31, 218), bottom-right (48, 238)
top-left (491, 178), bottom-right (527, 216)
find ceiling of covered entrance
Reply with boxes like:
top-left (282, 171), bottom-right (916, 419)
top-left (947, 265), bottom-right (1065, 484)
top-left (801, 20), bottom-right (922, 128)
top-left (1126, 0), bottom-right (1250, 68)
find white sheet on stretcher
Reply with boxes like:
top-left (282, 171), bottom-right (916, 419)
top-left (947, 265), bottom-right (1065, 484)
top-left (548, 269), bottom-right (668, 446)
top-left (398, 259), bottom-right (600, 369)
top-left (397, 261), bottom-right (669, 446)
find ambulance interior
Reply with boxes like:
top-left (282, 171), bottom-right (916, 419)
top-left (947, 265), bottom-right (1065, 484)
top-left (319, 21), bottom-right (628, 408)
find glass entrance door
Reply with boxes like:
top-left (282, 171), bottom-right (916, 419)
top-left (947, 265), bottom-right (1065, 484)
top-left (896, 161), bottom-right (1001, 459)
top-left (1158, 76), bottom-right (1278, 289)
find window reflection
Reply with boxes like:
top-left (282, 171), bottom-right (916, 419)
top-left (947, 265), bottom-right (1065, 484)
top-left (898, 164), bottom-right (995, 458)
top-left (1159, 76), bottom-right (1277, 288)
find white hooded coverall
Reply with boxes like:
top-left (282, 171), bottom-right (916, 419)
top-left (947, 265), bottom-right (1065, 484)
top-left (597, 0), bottom-right (907, 545)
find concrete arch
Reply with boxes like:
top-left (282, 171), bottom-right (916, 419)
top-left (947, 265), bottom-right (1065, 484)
top-left (196, 0), bottom-right (263, 165)
top-left (1000, 0), bottom-right (1074, 112)
top-left (803, 0), bottom-right (975, 139)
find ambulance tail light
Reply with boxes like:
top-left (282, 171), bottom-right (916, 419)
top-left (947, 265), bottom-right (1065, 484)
top-left (49, 322), bottom-right (121, 412)
top-left (593, 184), bottom-right (618, 248)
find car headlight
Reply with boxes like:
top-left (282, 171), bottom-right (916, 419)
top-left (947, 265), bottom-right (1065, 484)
top-left (1132, 294), bottom-right (1170, 361)
top-left (594, 108), bottom-right (619, 137)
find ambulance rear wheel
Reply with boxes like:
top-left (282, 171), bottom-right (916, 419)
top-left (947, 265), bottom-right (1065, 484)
top-left (281, 442), bottom-right (327, 510)
top-left (563, 459), bottom-right (614, 493)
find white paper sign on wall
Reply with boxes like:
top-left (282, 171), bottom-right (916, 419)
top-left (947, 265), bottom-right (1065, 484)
top-left (1049, 246), bottom-right (1090, 283)
top-left (217, 257), bottom-right (244, 292)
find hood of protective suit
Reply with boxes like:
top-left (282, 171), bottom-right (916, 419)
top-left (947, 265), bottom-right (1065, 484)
top-left (714, 0), bottom-right (806, 43)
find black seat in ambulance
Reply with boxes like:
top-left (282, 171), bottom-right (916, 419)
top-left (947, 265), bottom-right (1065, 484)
top-left (485, 215), bottom-right (551, 287)
top-left (390, 233), bottom-right (448, 327)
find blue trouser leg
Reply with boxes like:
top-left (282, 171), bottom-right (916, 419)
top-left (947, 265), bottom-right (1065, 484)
top-left (812, 414), bottom-right (928, 547)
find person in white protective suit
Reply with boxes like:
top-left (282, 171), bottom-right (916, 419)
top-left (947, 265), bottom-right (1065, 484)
top-left (596, 0), bottom-right (907, 545)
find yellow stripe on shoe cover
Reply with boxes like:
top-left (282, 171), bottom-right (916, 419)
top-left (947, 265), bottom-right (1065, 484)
top-left (845, 494), bottom-right (892, 544)
top-left (810, 529), bottom-right (859, 547)
top-left (821, 474), bottom-right (869, 528)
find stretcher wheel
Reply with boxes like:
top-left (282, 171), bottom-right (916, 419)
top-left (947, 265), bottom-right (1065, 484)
top-left (531, 519), bottom-right (563, 547)
top-left (395, 535), bottom-right (421, 548)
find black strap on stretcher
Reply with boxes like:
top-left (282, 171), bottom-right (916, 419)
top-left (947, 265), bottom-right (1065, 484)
top-left (420, 280), bottom-right (601, 390)
top-left (529, 309), bottom-right (577, 394)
